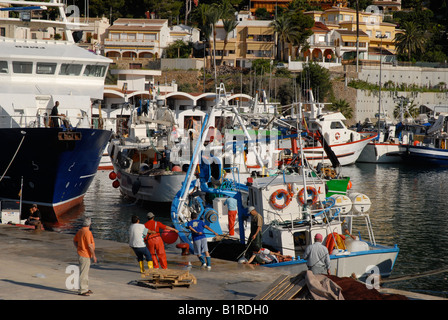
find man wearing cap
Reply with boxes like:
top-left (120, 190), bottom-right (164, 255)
top-left (73, 217), bottom-right (97, 296)
top-left (248, 206), bottom-right (263, 251)
top-left (144, 212), bottom-right (179, 269)
top-left (303, 233), bottom-right (331, 275)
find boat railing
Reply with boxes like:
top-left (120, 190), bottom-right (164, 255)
top-left (0, 114), bottom-right (101, 129)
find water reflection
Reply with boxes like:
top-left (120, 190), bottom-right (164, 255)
top-left (343, 164), bottom-right (448, 297)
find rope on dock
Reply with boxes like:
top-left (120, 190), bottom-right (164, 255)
top-left (381, 268), bottom-right (448, 284)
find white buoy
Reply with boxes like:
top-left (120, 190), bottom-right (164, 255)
top-left (348, 193), bottom-right (371, 214)
top-left (330, 194), bottom-right (352, 213)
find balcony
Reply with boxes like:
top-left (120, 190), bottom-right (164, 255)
top-left (104, 39), bottom-right (157, 47)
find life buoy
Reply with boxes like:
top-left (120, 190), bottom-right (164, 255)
top-left (335, 132), bottom-right (340, 140)
top-left (298, 186), bottom-right (319, 205)
top-left (269, 189), bottom-right (292, 209)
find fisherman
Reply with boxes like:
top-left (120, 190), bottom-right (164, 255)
top-left (129, 215), bottom-right (153, 273)
top-left (244, 246), bottom-right (285, 265)
top-left (144, 212), bottom-right (178, 269)
top-left (303, 233), bottom-right (331, 275)
top-left (73, 217), bottom-right (97, 296)
top-left (224, 197), bottom-right (238, 236)
top-left (247, 206), bottom-right (263, 252)
top-left (187, 211), bottom-right (218, 269)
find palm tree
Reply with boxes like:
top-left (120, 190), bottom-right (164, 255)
top-left (329, 98), bottom-right (353, 119)
top-left (206, 5), bottom-right (222, 72)
top-left (220, 18), bottom-right (239, 65)
top-left (394, 21), bottom-right (426, 61)
top-left (270, 14), bottom-right (300, 62)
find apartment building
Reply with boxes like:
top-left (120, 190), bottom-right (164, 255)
top-left (303, 6), bottom-right (398, 63)
top-left (213, 14), bottom-right (275, 68)
top-left (249, 0), bottom-right (348, 14)
top-left (103, 19), bottom-right (200, 61)
top-left (104, 18), bottom-right (171, 60)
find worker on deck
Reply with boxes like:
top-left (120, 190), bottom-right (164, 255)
top-left (144, 212), bottom-right (179, 269)
top-left (303, 233), bottom-right (331, 275)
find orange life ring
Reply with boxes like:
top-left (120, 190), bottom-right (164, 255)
top-left (269, 189), bottom-right (292, 209)
top-left (298, 186), bottom-right (319, 205)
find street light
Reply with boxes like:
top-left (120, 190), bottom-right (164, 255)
top-left (376, 34), bottom-right (387, 140)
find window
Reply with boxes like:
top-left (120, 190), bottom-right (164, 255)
top-left (144, 34), bottom-right (156, 41)
top-left (36, 62), bottom-right (57, 74)
top-left (0, 61), bottom-right (8, 73)
top-left (83, 65), bottom-right (107, 77)
top-left (12, 61), bottom-right (33, 73)
top-left (59, 63), bottom-right (83, 76)
top-left (330, 121), bottom-right (344, 129)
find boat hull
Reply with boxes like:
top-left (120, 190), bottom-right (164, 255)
top-left (282, 134), bottom-right (376, 166)
top-left (264, 245), bottom-right (399, 279)
top-left (357, 142), bottom-right (405, 163)
top-left (401, 145), bottom-right (448, 166)
top-left (0, 127), bottom-right (111, 221)
top-left (116, 169), bottom-right (186, 202)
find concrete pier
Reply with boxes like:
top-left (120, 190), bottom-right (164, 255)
top-left (0, 224), bottom-right (283, 301)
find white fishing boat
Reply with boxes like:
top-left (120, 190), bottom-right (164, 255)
top-left (171, 85), bottom-right (399, 280)
top-left (108, 86), bottom-right (284, 202)
top-left (279, 93), bottom-right (377, 167)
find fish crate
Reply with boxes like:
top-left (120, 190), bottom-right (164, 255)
top-left (136, 269), bottom-right (197, 289)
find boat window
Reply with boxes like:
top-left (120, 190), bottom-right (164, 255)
top-left (59, 63), bottom-right (83, 76)
top-left (83, 65), bottom-right (107, 77)
top-left (0, 61), bottom-right (8, 73)
top-left (12, 61), bottom-right (33, 74)
top-left (330, 121), bottom-right (344, 129)
top-left (36, 62), bottom-right (57, 75)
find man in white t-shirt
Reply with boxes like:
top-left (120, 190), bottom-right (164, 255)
top-left (129, 215), bottom-right (153, 273)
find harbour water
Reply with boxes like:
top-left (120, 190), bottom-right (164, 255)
top-left (53, 165), bottom-right (448, 298)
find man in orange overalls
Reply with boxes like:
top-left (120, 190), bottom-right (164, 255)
top-left (144, 212), bottom-right (179, 269)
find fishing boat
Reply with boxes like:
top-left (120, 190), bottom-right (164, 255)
top-left (278, 92), bottom-right (377, 167)
top-left (356, 116), bottom-right (405, 163)
top-left (108, 86), bottom-right (282, 203)
top-left (108, 98), bottom-right (186, 203)
top-left (171, 85), bottom-right (399, 280)
top-left (0, 1), bottom-right (112, 221)
top-left (400, 112), bottom-right (448, 166)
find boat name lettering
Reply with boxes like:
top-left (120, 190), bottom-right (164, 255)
top-left (15, 45), bottom-right (45, 49)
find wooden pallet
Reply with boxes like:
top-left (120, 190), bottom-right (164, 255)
top-left (136, 269), bottom-right (197, 289)
top-left (255, 272), bottom-right (307, 300)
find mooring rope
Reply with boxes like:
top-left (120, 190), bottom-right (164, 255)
top-left (380, 268), bottom-right (448, 284)
top-left (0, 134), bottom-right (26, 183)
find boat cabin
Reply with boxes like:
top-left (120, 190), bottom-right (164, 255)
top-left (247, 174), bottom-right (372, 258)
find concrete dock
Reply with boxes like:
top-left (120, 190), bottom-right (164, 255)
top-left (0, 224), bottom-right (286, 301)
top-left (2, 224), bottom-right (446, 305)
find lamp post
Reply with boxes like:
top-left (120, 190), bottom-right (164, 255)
top-left (376, 34), bottom-right (387, 140)
top-left (202, 39), bottom-right (206, 93)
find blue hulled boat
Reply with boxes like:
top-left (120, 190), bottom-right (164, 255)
top-left (0, 1), bottom-right (112, 221)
